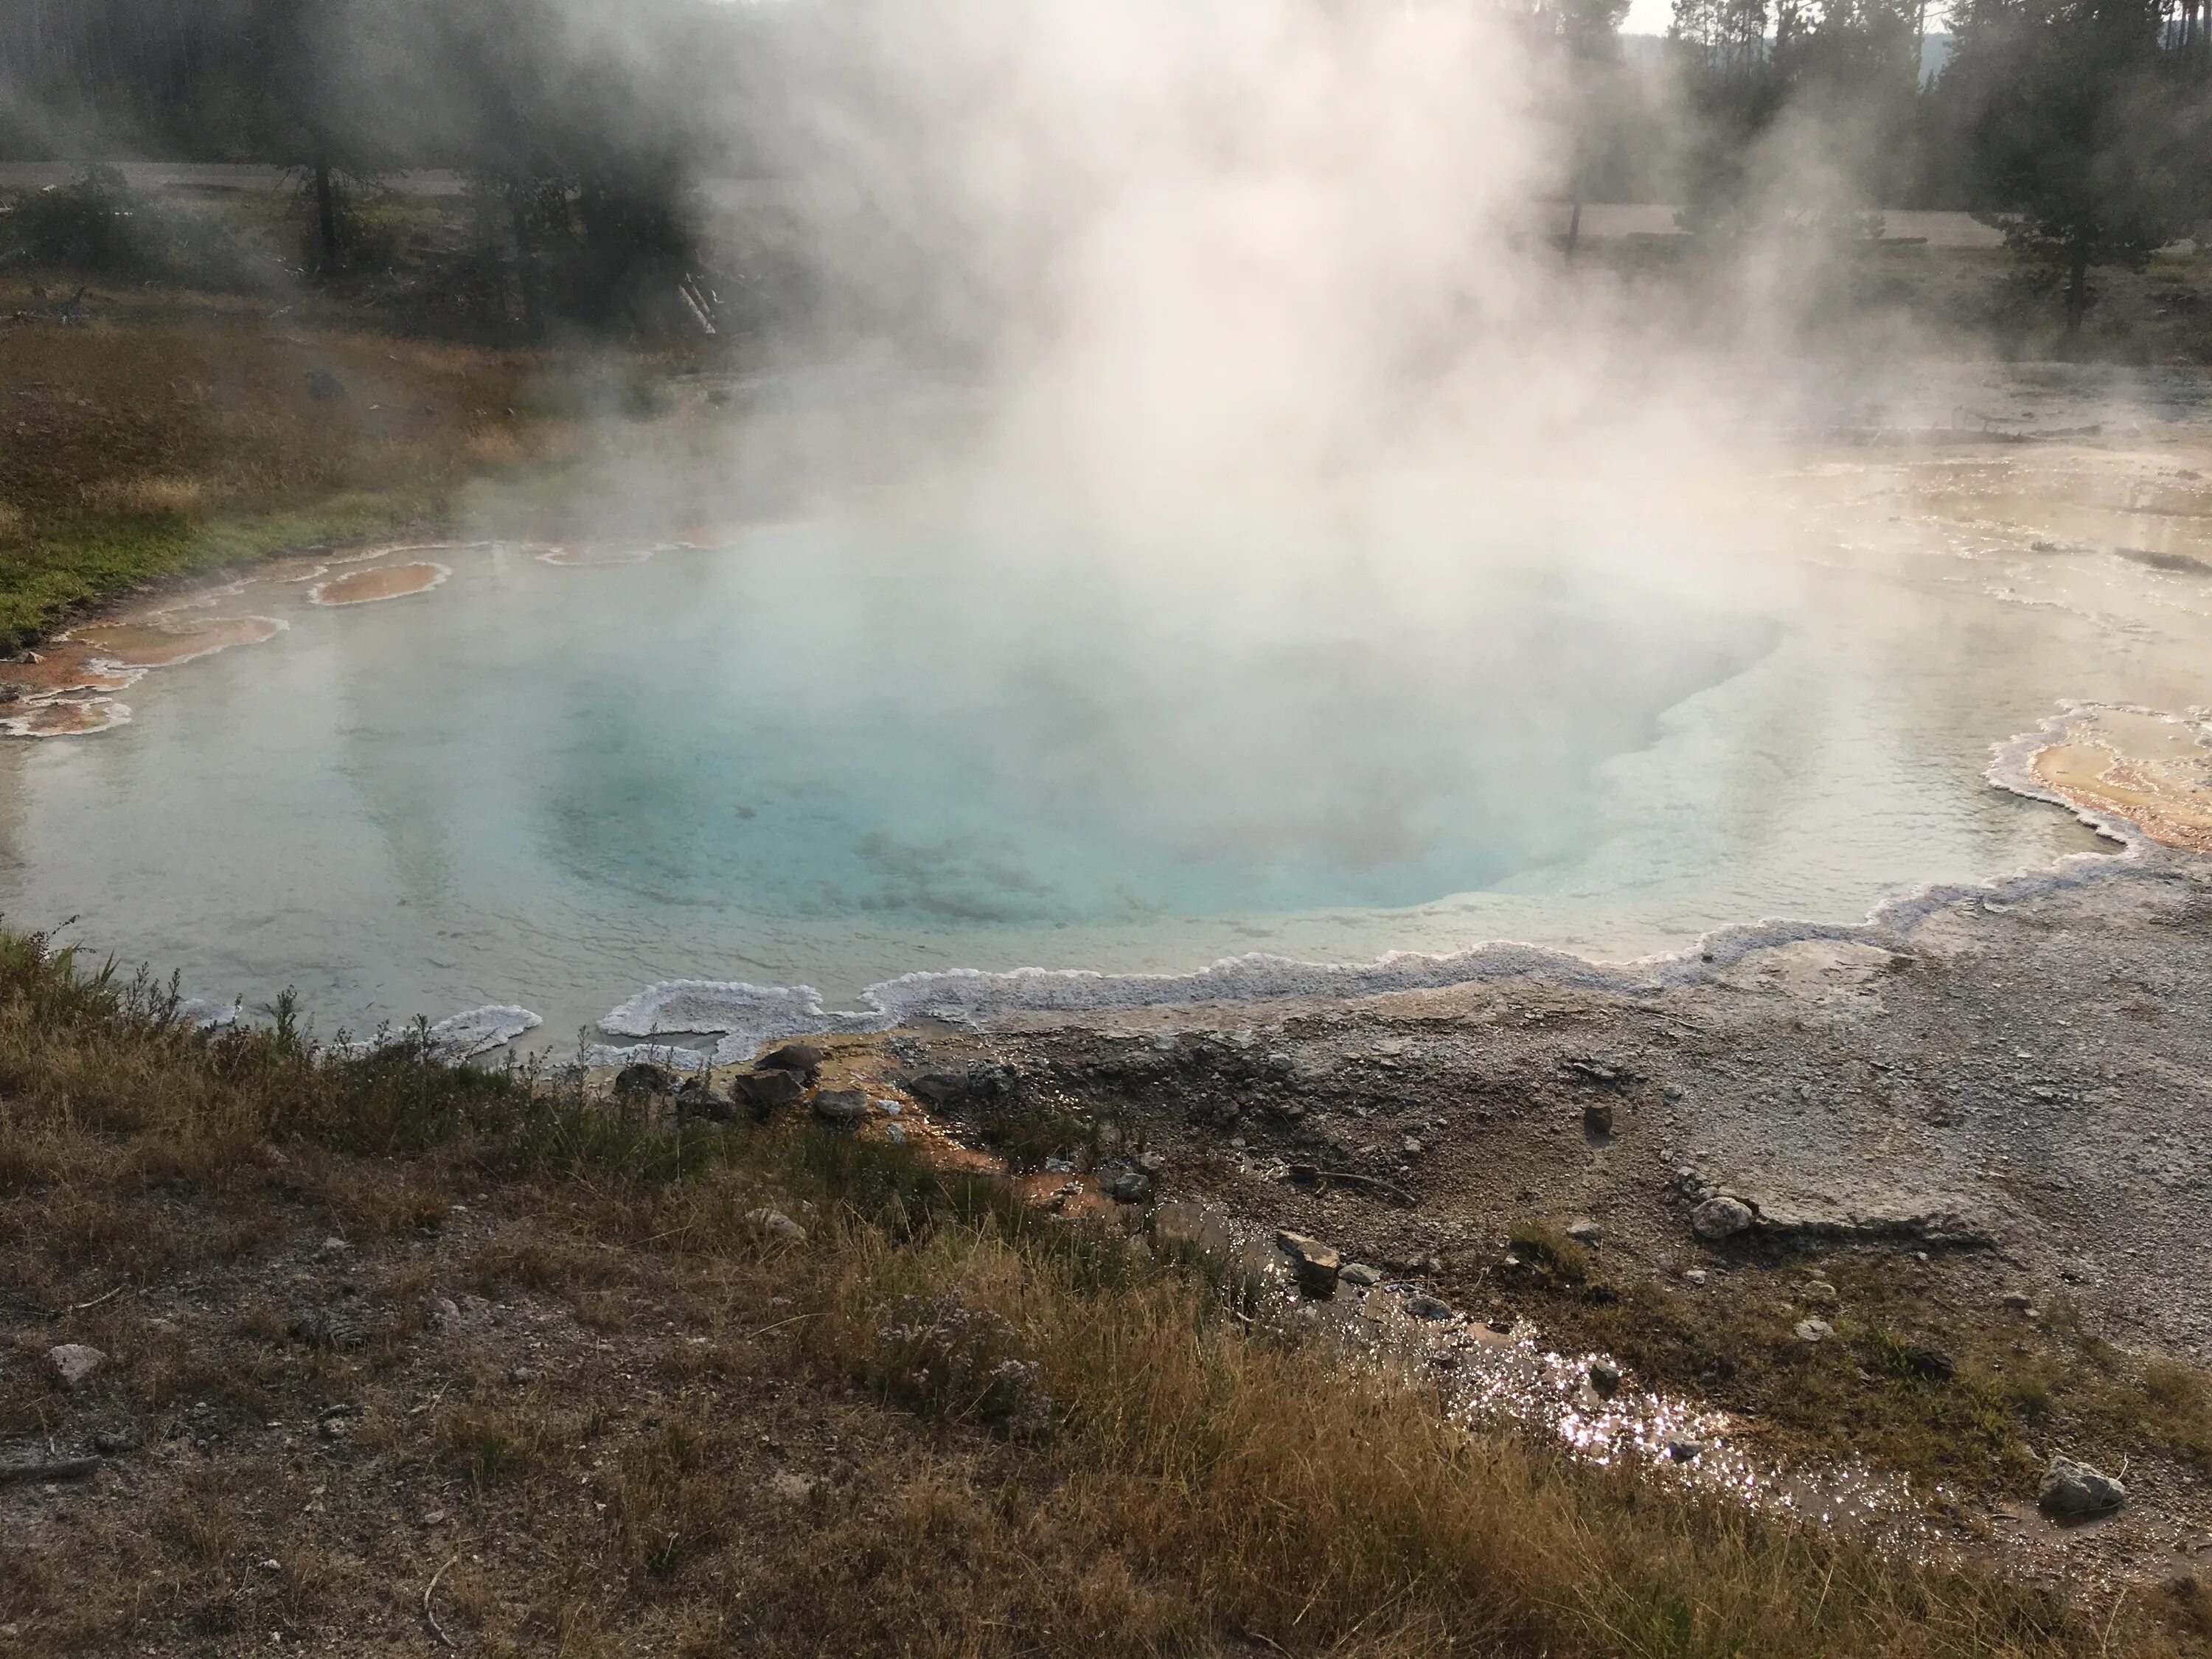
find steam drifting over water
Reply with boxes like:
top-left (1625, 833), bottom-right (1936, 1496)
top-left (3, 5), bottom-right (2211, 1052)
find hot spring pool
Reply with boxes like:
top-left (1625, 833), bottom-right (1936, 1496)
top-left (2, 422), bottom-right (2206, 1057)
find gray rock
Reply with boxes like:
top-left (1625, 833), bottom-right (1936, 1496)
top-left (1690, 1195), bottom-right (1756, 1241)
top-left (2002, 1291), bottom-right (2034, 1312)
top-left (613, 1062), bottom-right (676, 1096)
top-left (731, 1068), bottom-right (806, 1119)
top-left (745, 1207), bottom-right (807, 1244)
top-left (810, 1089), bottom-right (869, 1125)
top-left (2039, 1455), bottom-right (2126, 1519)
top-left (288, 1307), bottom-right (365, 1351)
top-left (757, 1043), bottom-right (825, 1076)
top-left (1734, 1188), bottom-right (1991, 1248)
top-left (1565, 1218), bottom-right (1603, 1245)
top-left (1793, 1318), bottom-right (1834, 1343)
top-left (1110, 1171), bottom-right (1150, 1204)
top-left (47, 1344), bottom-right (106, 1391)
top-left (1684, 1269), bottom-right (1708, 1287)
top-left (1403, 1291), bottom-right (1453, 1321)
top-left (1801, 1279), bottom-right (1839, 1306)
top-left (1588, 1359), bottom-right (1622, 1397)
top-left (1668, 1437), bottom-right (1705, 1462)
top-left (1276, 1230), bottom-right (1341, 1295)
top-left (1340, 1262), bottom-right (1382, 1288)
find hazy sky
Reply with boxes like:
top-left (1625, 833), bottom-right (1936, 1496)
top-left (1624, 1), bottom-right (1672, 33)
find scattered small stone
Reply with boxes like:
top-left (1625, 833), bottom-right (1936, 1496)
top-left (431, 1296), bottom-right (462, 1329)
top-left (810, 1088), bottom-right (868, 1126)
top-left (1689, 1195), bottom-right (1755, 1242)
top-left (1228, 1135), bottom-right (1247, 1149)
top-left (745, 1208), bottom-right (807, 1244)
top-left (1340, 1262), bottom-right (1382, 1288)
top-left (1794, 1318), bottom-right (1834, 1343)
top-left (1403, 1291), bottom-right (1453, 1321)
top-left (1684, 1269), bottom-right (1708, 1286)
top-left (420, 1509), bottom-right (448, 1527)
top-left (1588, 1359), bottom-right (1622, 1397)
top-left (1402, 1135), bottom-right (1425, 1157)
top-left (766, 1471), bottom-right (823, 1503)
top-left (884, 1124), bottom-right (907, 1145)
top-left (2002, 1291), bottom-right (2034, 1312)
top-left (1565, 1218), bottom-right (1602, 1245)
top-left (1668, 1437), bottom-right (1705, 1462)
top-left (318, 1236), bottom-right (350, 1256)
top-left (2039, 1455), bottom-right (2126, 1520)
top-left (1801, 1279), bottom-right (1838, 1306)
top-left (1276, 1231), bottom-right (1341, 1295)
top-left (1137, 1150), bottom-right (1166, 1175)
top-left (46, 1344), bottom-right (106, 1391)
top-left (1110, 1171), bottom-right (1150, 1204)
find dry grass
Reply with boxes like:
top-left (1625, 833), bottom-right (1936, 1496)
top-left (0, 930), bottom-right (2203, 1657)
top-left (75, 475), bottom-right (214, 517)
top-left (0, 282), bottom-right (607, 643)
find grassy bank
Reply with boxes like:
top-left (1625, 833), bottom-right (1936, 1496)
top-left (0, 933), bottom-right (2206, 1656)
top-left (0, 279), bottom-right (695, 645)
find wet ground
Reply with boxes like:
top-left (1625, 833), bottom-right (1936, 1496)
top-left (667, 831), bottom-right (2212, 1588)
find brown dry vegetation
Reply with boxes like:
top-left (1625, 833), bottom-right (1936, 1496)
top-left (0, 280), bottom-right (714, 644)
top-left (0, 934), bottom-right (2208, 1657)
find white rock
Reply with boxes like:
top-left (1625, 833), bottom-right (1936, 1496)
top-left (2039, 1455), bottom-right (2126, 1519)
top-left (1689, 1196), bottom-right (1755, 1241)
top-left (47, 1343), bottom-right (107, 1391)
top-left (744, 1207), bottom-right (807, 1244)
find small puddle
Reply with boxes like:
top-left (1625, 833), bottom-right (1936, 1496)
top-left (307, 562), bottom-right (452, 607)
top-left (74, 616), bottom-right (284, 669)
top-left (0, 698), bottom-right (131, 737)
top-left (537, 544), bottom-right (655, 568)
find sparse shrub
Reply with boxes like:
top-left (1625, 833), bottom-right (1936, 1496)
top-left (437, 1401), bottom-right (548, 1484)
top-left (872, 1288), bottom-right (1055, 1438)
top-left (609, 1420), bottom-right (735, 1578)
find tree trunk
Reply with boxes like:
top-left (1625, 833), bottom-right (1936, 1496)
top-left (508, 184), bottom-right (546, 343)
top-left (313, 159), bottom-right (341, 276)
top-left (1565, 195), bottom-right (1583, 261)
top-left (2065, 248), bottom-right (2089, 335)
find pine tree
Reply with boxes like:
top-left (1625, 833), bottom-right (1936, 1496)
top-left (1941, 0), bottom-right (2187, 333)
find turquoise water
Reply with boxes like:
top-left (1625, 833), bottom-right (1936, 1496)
top-left (0, 445), bottom-right (2177, 1050)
